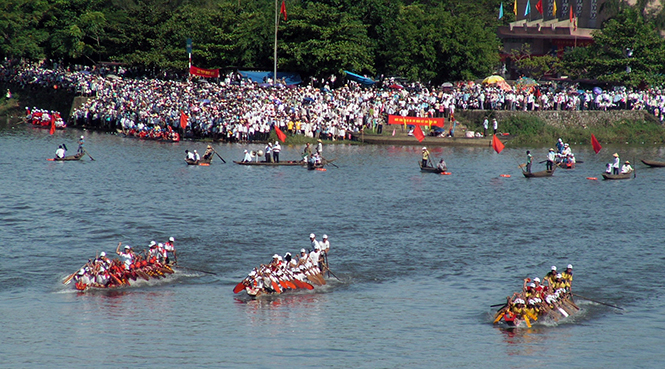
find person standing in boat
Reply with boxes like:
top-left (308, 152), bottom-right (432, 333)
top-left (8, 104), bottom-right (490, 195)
top-left (264, 142), bottom-right (272, 163)
top-left (316, 139), bottom-right (323, 157)
top-left (525, 150), bottom-right (533, 173)
top-left (55, 145), bottom-right (66, 159)
top-left (116, 243), bottom-right (135, 271)
top-left (546, 148), bottom-right (556, 171)
top-left (621, 161), bottom-right (633, 174)
top-left (272, 141), bottom-right (281, 162)
top-left (611, 153), bottom-right (621, 174)
top-left (164, 237), bottom-right (177, 264)
top-left (77, 136), bottom-right (85, 154)
top-left (309, 233), bottom-right (320, 251)
top-left (320, 234), bottom-right (330, 255)
top-left (303, 142), bottom-right (312, 160)
top-left (421, 147), bottom-right (431, 168)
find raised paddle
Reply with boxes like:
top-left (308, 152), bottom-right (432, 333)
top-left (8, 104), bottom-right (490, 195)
top-left (573, 293), bottom-right (624, 310)
top-left (212, 149), bottom-right (226, 163)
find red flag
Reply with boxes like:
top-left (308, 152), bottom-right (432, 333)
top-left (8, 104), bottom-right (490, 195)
top-left (180, 111), bottom-right (189, 130)
top-left (413, 125), bottom-right (425, 142)
top-left (49, 118), bottom-right (55, 135)
top-left (591, 134), bottom-right (602, 154)
top-left (275, 125), bottom-right (286, 142)
top-left (569, 7), bottom-right (573, 23)
top-left (536, 0), bottom-right (543, 15)
top-left (492, 134), bottom-right (505, 154)
top-left (280, 0), bottom-right (287, 21)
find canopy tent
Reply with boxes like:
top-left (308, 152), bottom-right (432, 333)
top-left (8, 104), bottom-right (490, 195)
top-left (344, 71), bottom-right (376, 85)
top-left (482, 75), bottom-right (505, 84)
top-left (238, 71), bottom-right (302, 85)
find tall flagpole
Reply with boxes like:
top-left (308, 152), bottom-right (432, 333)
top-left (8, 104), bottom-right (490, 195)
top-left (274, 0), bottom-right (278, 86)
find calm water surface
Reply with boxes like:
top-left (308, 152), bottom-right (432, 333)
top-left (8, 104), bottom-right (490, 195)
top-left (1, 123), bottom-right (665, 368)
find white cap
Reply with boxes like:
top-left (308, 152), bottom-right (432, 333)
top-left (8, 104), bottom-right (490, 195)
top-left (534, 277), bottom-right (541, 283)
top-left (124, 245), bottom-right (131, 249)
top-left (556, 273), bottom-right (562, 278)
top-left (273, 254), bottom-right (279, 259)
top-left (300, 248), bottom-right (306, 253)
top-left (567, 264), bottom-right (573, 269)
top-left (422, 147), bottom-right (427, 150)
top-left (78, 269), bottom-right (85, 275)
top-left (322, 234), bottom-right (328, 239)
top-left (80, 136), bottom-right (84, 139)
top-left (158, 243), bottom-right (163, 247)
top-left (149, 241), bottom-right (156, 246)
top-left (277, 256), bottom-right (282, 261)
top-left (249, 271), bottom-right (256, 277)
top-left (314, 245), bottom-right (320, 250)
top-left (100, 252), bottom-right (106, 257)
top-left (551, 266), bottom-right (557, 271)
top-left (169, 237), bottom-right (175, 242)
top-left (309, 233), bottom-right (315, 238)
top-left (285, 252), bottom-right (291, 256)
top-left (528, 283), bottom-right (536, 288)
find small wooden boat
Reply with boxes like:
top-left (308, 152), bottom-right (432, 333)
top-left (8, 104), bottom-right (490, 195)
top-left (641, 159), bottom-right (665, 167)
top-left (48, 153), bottom-right (84, 161)
top-left (602, 171), bottom-right (634, 180)
top-left (522, 166), bottom-right (556, 178)
top-left (185, 157), bottom-right (212, 166)
top-left (419, 162), bottom-right (446, 173)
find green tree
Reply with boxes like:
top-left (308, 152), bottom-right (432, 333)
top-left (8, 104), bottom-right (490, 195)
top-left (0, 0), bottom-right (49, 59)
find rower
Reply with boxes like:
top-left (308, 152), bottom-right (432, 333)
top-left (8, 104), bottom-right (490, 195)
top-left (437, 159), bottom-right (447, 171)
top-left (546, 148), bottom-right (556, 171)
top-left (544, 266), bottom-right (558, 288)
top-left (185, 150), bottom-right (196, 161)
top-left (562, 264), bottom-right (573, 291)
top-left (148, 242), bottom-right (161, 261)
top-left (272, 141), bottom-right (281, 163)
top-left (421, 147), bottom-right (430, 168)
top-left (621, 161), bottom-right (633, 174)
top-left (77, 136), bottom-right (85, 154)
top-left (164, 237), bottom-right (176, 264)
top-left (320, 235), bottom-right (330, 255)
top-left (203, 145), bottom-right (214, 160)
top-left (611, 153), bottom-right (621, 174)
top-left (264, 142), bottom-right (272, 163)
top-left (55, 145), bottom-right (66, 159)
top-left (309, 233), bottom-right (320, 251)
top-left (242, 149), bottom-right (252, 162)
top-left (524, 150), bottom-right (532, 173)
top-left (116, 243), bottom-right (135, 270)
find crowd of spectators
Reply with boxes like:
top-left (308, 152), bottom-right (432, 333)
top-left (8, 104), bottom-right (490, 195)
top-left (3, 59), bottom-right (665, 142)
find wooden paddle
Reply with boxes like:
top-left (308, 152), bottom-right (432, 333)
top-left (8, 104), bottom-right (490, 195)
top-left (84, 149), bottom-right (95, 161)
top-left (524, 315), bottom-right (532, 328)
top-left (212, 149), bottom-right (226, 163)
top-left (63, 270), bottom-right (79, 285)
top-left (573, 293), bottom-right (624, 310)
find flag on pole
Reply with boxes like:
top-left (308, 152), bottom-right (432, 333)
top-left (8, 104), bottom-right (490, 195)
top-left (492, 135), bottom-right (505, 154)
top-left (280, 0), bottom-right (287, 21)
top-left (536, 0), bottom-right (543, 15)
top-left (49, 115), bottom-right (55, 135)
top-left (553, 0), bottom-right (557, 17)
top-left (569, 6), bottom-right (573, 23)
top-left (591, 134), bottom-right (602, 154)
top-left (524, 0), bottom-right (531, 16)
top-left (180, 111), bottom-right (188, 130)
top-left (514, 0), bottom-right (518, 15)
top-left (275, 125), bottom-right (286, 142)
top-left (413, 125), bottom-right (425, 142)
top-left (499, 3), bottom-right (504, 19)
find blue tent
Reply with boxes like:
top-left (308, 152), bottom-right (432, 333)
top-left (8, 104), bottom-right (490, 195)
top-left (238, 71), bottom-right (302, 85)
top-left (344, 71), bottom-right (376, 85)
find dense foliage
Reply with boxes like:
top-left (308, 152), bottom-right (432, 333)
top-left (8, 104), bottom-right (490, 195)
top-left (0, 0), bottom-right (504, 82)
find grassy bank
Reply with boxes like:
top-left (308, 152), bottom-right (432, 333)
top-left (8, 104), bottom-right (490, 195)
top-left (495, 115), bottom-right (665, 146)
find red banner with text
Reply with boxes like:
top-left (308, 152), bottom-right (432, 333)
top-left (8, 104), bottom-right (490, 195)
top-left (387, 115), bottom-right (444, 127)
top-left (189, 66), bottom-right (220, 78)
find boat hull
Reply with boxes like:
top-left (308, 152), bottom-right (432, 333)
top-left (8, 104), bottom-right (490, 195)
top-left (602, 172), bottom-right (633, 180)
top-left (419, 162), bottom-right (446, 173)
top-left (522, 167), bottom-right (555, 177)
top-left (641, 159), bottom-right (665, 167)
top-left (50, 153), bottom-right (84, 161)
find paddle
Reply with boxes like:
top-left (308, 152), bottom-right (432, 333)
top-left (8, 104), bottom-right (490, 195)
top-left (322, 266), bottom-right (341, 281)
top-left (63, 270), bottom-right (79, 285)
top-left (490, 302), bottom-right (507, 308)
top-left (233, 280), bottom-right (247, 293)
top-left (212, 149), bottom-right (226, 163)
top-left (328, 161), bottom-right (339, 168)
top-left (573, 293), bottom-right (624, 310)
top-left (84, 149), bottom-right (95, 161)
top-left (524, 315), bottom-right (532, 328)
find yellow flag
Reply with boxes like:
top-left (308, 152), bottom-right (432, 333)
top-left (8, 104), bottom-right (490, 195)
top-left (514, 0), bottom-right (518, 15)
top-left (553, 0), bottom-right (557, 17)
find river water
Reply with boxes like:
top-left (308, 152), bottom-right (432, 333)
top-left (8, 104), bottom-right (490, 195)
top-left (1, 123), bottom-right (665, 368)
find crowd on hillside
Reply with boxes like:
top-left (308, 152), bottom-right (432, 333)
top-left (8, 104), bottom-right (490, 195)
top-left (4, 60), bottom-right (665, 141)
